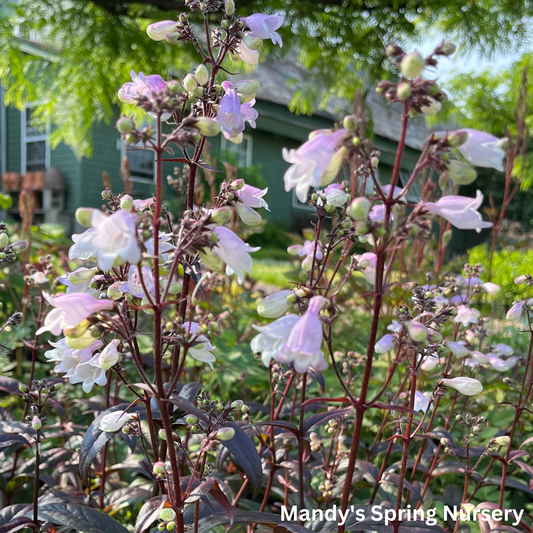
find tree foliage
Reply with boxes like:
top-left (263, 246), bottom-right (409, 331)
top-left (3, 0), bottom-right (533, 155)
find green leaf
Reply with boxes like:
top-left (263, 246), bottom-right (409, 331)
top-left (0, 193), bottom-right (12, 211)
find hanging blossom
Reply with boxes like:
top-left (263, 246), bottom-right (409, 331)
top-left (240, 14), bottom-right (284, 46)
top-left (100, 410), bottom-right (135, 433)
top-left (37, 293), bottom-right (114, 336)
top-left (236, 41), bottom-right (259, 66)
top-left (120, 265), bottom-right (155, 299)
top-left (422, 190), bottom-right (492, 233)
top-left (288, 240), bottom-right (323, 271)
top-left (145, 232), bottom-right (175, 260)
top-left (118, 70), bottom-right (171, 120)
top-left (216, 81), bottom-right (258, 143)
top-left (354, 252), bottom-right (380, 285)
top-left (455, 305), bottom-right (480, 327)
top-left (414, 391), bottom-right (432, 413)
top-left (234, 184), bottom-right (269, 226)
top-left (257, 290), bottom-right (294, 318)
top-left (322, 183), bottom-right (348, 207)
top-left (211, 226), bottom-right (260, 284)
top-left (183, 322), bottom-right (217, 369)
top-left (506, 300), bottom-right (533, 322)
top-left (70, 209), bottom-right (141, 272)
top-left (251, 298), bottom-right (328, 373)
top-left (436, 129), bottom-right (506, 172)
top-left (441, 377), bottom-right (483, 396)
top-left (283, 129), bottom-right (348, 203)
top-left (45, 339), bottom-right (102, 382)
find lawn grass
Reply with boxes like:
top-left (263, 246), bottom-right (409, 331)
top-left (252, 257), bottom-right (293, 286)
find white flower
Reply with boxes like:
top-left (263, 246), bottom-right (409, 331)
top-left (482, 282), bottom-right (500, 295)
top-left (455, 305), bottom-right (480, 327)
top-left (71, 352), bottom-right (108, 393)
top-left (487, 356), bottom-right (511, 372)
top-left (470, 351), bottom-right (490, 364)
top-left (236, 41), bottom-right (259, 65)
top-left (145, 232), bottom-right (175, 259)
top-left (455, 129), bottom-right (506, 172)
top-left (31, 272), bottom-right (48, 284)
top-left (251, 314), bottom-right (300, 367)
top-left (257, 290), bottom-right (293, 318)
top-left (492, 343), bottom-right (513, 356)
top-left (237, 184), bottom-right (269, 210)
top-left (375, 334), bottom-right (395, 354)
top-left (100, 410), bottom-right (134, 433)
top-left (355, 252), bottom-right (380, 285)
top-left (507, 300), bottom-right (527, 322)
top-left (422, 191), bottom-right (492, 233)
top-left (288, 240), bottom-right (323, 271)
top-left (44, 338), bottom-right (102, 380)
top-left (414, 391), bottom-right (432, 413)
top-left (211, 226), bottom-right (260, 284)
top-left (323, 184), bottom-right (347, 207)
top-left (441, 377), bottom-right (483, 396)
top-left (183, 322), bottom-right (217, 369)
top-left (235, 203), bottom-right (263, 226)
top-left (98, 340), bottom-right (122, 371)
top-left (283, 130), bottom-right (348, 203)
top-left (37, 293), bottom-right (114, 336)
top-left (120, 265), bottom-right (154, 298)
top-left (420, 352), bottom-right (440, 372)
top-left (447, 341), bottom-right (469, 359)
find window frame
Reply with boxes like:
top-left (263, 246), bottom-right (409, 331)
top-left (220, 133), bottom-right (253, 168)
top-left (121, 141), bottom-right (157, 184)
top-left (21, 103), bottom-right (50, 175)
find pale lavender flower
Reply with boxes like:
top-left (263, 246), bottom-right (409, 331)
top-left (282, 129), bottom-right (348, 203)
top-left (100, 410), bottom-right (134, 432)
top-left (240, 14), bottom-right (284, 46)
top-left (447, 341), bottom-right (469, 358)
top-left (236, 41), bottom-right (259, 65)
top-left (355, 252), bottom-right (379, 284)
top-left (257, 290), bottom-right (293, 318)
top-left (506, 300), bottom-right (526, 322)
top-left (375, 334), bottom-right (395, 354)
top-left (251, 314), bottom-right (300, 367)
top-left (492, 343), bottom-right (513, 356)
top-left (455, 305), bottom-right (480, 327)
top-left (422, 190), bottom-right (492, 233)
top-left (414, 391), bottom-right (432, 413)
top-left (183, 322), bottom-right (217, 369)
top-left (453, 129), bottom-right (506, 172)
top-left (37, 293), bottom-right (114, 336)
top-left (288, 240), bottom-right (323, 271)
top-left (120, 265), bottom-right (154, 298)
top-left (212, 226), bottom-right (260, 284)
top-left (146, 21), bottom-right (177, 41)
top-left (216, 81), bottom-right (258, 142)
top-left (98, 339), bottom-right (122, 370)
top-left (44, 338), bottom-right (102, 380)
top-left (237, 184), bottom-right (269, 210)
top-left (441, 377), bottom-right (483, 396)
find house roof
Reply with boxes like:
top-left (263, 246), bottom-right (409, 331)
top-left (234, 54), bottom-right (434, 151)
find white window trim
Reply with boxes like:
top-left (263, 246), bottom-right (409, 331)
top-left (220, 133), bottom-right (253, 168)
top-left (120, 140), bottom-right (156, 184)
top-left (21, 103), bottom-right (50, 175)
top-left (292, 189), bottom-right (315, 211)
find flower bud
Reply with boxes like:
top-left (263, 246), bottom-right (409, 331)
top-left (347, 197), bottom-right (371, 221)
top-left (211, 206), bottom-right (232, 224)
top-left (153, 461), bottom-right (165, 475)
top-left (494, 436), bottom-right (510, 446)
top-left (355, 220), bottom-right (369, 235)
top-left (352, 136), bottom-right (361, 147)
top-left (445, 160), bottom-right (477, 185)
top-left (421, 97), bottom-right (442, 116)
top-left (231, 400), bottom-right (243, 409)
top-left (447, 131), bottom-right (468, 147)
top-left (257, 290), bottom-right (293, 318)
top-left (158, 429), bottom-right (167, 440)
top-left (195, 117), bottom-right (220, 137)
top-left (400, 51), bottom-right (425, 79)
top-left (107, 283), bottom-right (123, 300)
top-left (195, 64), bottom-right (209, 86)
top-left (216, 427), bottom-right (235, 441)
top-left (65, 329), bottom-right (97, 349)
top-left (243, 35), bottom-right (263, 50)
top-left (515, 275), bottom-right (528, 285)
top-left (440, 42), bottom-right (457, 56)
top-left (100, 410), bottom-right (134, 432)
top-left (159, 508), bottom-right (176, 522)
top-left (166, 522), bottom-right (176, 531)
top-left (117, 116), bottom-right (135, 134)
top-left (183, 74), bottom-right (198, 93)
top-left (446, 341), bottom-right (469, 359)
top-left (147, 21), bottom-right (177, 41)
top-left (406, 321), bottom-right (427, 343)
top-left (68, 268), bottom-right (97, 285)
top-left (186, 415), bottom-right (198, 425)
top-left (397, 82), bottom-right (411, 101)
top-left (166, 281), bottom-right (182, 295)
top-left (120, 195), bottom-right (134, 212)
top-left (54, 383), bottom-right (62, 391)
top-left (441, 377), bottom-right (483, 396)
top-left (0, 233), bottom-right (8, 249)
top-left (75, 208), bottom-right (94, 228)
top-left (342, 116), bottom-right (358, 132)
top-left (63, 319), bottom-right (91, 339)
top-left (31, 416), bottom-right (42, 431)
top-left (225, 0), bottom-right (235, 15)
top-left (19, 384), bottom-right (28, 393)
top-left (234, 79), bottom-right (260, 96)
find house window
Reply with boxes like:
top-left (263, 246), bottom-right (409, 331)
top-left (220, 134), bottom-right (253, 167)
top-left (292, 189), bottom-right (315, 211)
top-left (124, 145), bottom-right (155, 183)
top-left (21, 105), bottom-right (49, 174)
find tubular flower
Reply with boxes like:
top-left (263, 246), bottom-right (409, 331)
top-left (240, 14), bottom-right (284, 46)
top-left (146, 21), bottom-right (177, 41)
top-left (422, 190), bottom-right (492, 233)
top-left (182, 322), bottom-right (217, 369)
top-left (287, 240), bottom-right (323, 271)
top-left (453, 128), bottom-right (506, 171)
top-left (441, 377), bottom-right (483, 396)
top-left (100, 410), bottom-right (134, 433)
top-left (211, 226), bottom-right (260, 284)
top-left (120, 265), bottom-right (155, 298)
top-left (257, 290), bottom-right (294, 318)
top-left (37, 293), bottom-right (114, 336)
top-left (283, 129), bottom-right (348, 203)
top-left (216, 81), bottom-right (258, 142)
top-left (251, 314), bottom-right (300, 367)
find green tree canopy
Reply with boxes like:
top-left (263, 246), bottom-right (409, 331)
top-left (2, 0), bottom-right (533, 155)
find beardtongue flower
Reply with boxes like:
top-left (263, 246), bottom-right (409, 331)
top-left (323, 184), bottom-right (348, 207)
top-left (506, 300), bottom-right (526, 322)
top-left (240, 13), bottom-right (285, 46)
top-left (146, 20), bottom-right (177, 41)
top-left (441, 377), bottom-right (483, 396)
top-left (236, 41), bottom-right (259, 66)
top-left (375, 334), bottom-right (395, 354)
top-left (251, 314), bottom-right (300, 367)
top-left (44, 338), bottom-right (102, 380)
top-left (183, 322), bottom-right (217, 369)
top-left (236, 184), bottom-right (269, 210)
top-left (37, 293), bottom-right (114, 336)
top-left (447, 341), bottom-right (469, 358)
top-left (216, 81), bottom-right (258, 142)
top-left (445, 159), bottom-right (477, 185)
top-left (90, 209), bottom-right (141, 271)
top-left (282, 129), bottom-right (348, 203)
top-left (277, 296), bottom-right (328, 373)
top-left (120, 265), bottom-right (154, 298)
top-left (211, 226), bottom-right (260, 284)
top-left (288, 240), bottom-right (323, 271)
top-left (257, 290), bottom-right (294, 318)
top-left (452, 128), bottom-right (506, 172)
top-left (455, 305), bottom-right (480, 327)
top-left (99, 410), bottom-right (134, 433)
top-left (413, 391), bottom-right (432, 413)
top-left (422, 190), bottom-right (492, 233)
top-left (98, 339), bottom-right (122, 371)
top-left (119, 70), bottom-right (171, 120)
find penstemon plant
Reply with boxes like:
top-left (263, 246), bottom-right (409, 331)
top-left (3, 3), bottom-right (533, 533)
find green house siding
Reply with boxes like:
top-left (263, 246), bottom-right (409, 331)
top-left (6, 106), bottom-right (21, 173)
top-left (50, 142), bottom-right (80, 213)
